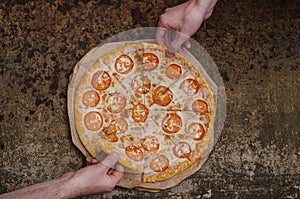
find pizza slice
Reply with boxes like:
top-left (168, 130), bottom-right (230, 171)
top-left (167, 110), bottom-right (213, 163)
top-left (90, 96), bottom-right (148, 172)
top-left (104, 43), bottom-right (145, 104)
top-left (166, 66), bottom-right (214, 112)
top-left (142, 138), bottom-right (194, 182)
top-left (141, 111), bottom-right (194, 182)
top-left (75, 53), bottom-right (143, 165)
top-left (100, 110), bottom-right (156, 173)
top-left (142, 42), bottom-right (191, 86)
top-left (146, 108), bottom-right (212, 177)
top-left (88, 114), bottom-right (144, 172)
top-left (75, 61), bottom-right (128, 157)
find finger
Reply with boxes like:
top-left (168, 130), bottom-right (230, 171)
top-left (184, 40), bottom-right (192, 49)
top-left (164, 30), bottom-right (172, 49)
top-left (169, 31), bottom-right (189, 54)
top-left (100, 152), bottom-right (119, 171)
top-left (165, 30), bottom-right (175, 57)
top-left (107, 168), bottom-right (114, 175)
top-left (155, 26), bottom-right (167, 46)
top-left (171, 30), bottom-right (177, 41)
top-left (91, 159), bottom-right (99, 165)
top-left (111, 164), bottom-right (124, 181)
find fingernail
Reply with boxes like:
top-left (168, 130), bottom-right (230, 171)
top-left (166, 50), bottom-right (175, 57)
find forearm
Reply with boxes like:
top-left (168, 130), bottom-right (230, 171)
top-left (193, 0), bottom-right (218, 7)
top-left (0, 173), bottom-right (77, 199)
top-left (192, 0), bottom-right (218, 13)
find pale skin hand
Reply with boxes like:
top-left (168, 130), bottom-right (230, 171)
top-left (156, 0), bottom-right (218, 55)
top-left (0, 153), bottom-right (124, 199)
top-left (70, 153), bottom-right (124, 196)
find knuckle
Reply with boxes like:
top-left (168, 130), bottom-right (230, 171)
top-left (159, 13), bottom-right (168, 24)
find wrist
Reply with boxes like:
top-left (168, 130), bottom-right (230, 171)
top-left (188, 0), bottom-right (218, 21)
top-left (185, 0), bottom-right (206, 20)
top-left (192, 0), bottom-right (218, 10)
top-left (57, 172), bottom-right (79, 199)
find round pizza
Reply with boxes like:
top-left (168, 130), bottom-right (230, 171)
top-left (74, 42), bottom-right (215, 182)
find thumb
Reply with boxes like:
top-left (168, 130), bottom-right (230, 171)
top-left (110, 163), bottom-right (124, 183)
top-left (168, 31), bottom-right (190, 56)
top-left (100, 152), bottom-right (119, 171)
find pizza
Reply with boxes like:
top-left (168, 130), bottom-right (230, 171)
top-left (74, 42), bottom-right (215, 182)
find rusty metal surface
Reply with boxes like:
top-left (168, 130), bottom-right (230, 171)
top-left (0, 0), bottom-right (299, 198)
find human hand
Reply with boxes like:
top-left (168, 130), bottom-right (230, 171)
top-left (68, 153), bottom-right (124, 197)
top-left (156, 0), bottom-right (218, 55)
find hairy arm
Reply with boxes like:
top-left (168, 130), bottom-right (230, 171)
top-left (0, 153), bottom-right (124, 199)
top-left (0, 173), bottom-right (76, 199)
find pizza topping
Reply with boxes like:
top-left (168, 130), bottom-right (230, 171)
top-left (104, 133), bottom-right (118, 142)
top-left (173, 142), bottom-right (192, 158)
top-left (84, 111), bottom-right (103, 131)
top-left (143, 53), bottom-right (159, 71)
top-left (107, 92), bottom-right (126, 113)
top-left (152, 86), bottom-right (173, 106)
top-left (162, 113), bottom-right (182, 134)
top-left (91, 70), bottom-right (112, 91)
top-left (132, 103), bottom-right (149, 122)
top-left (188, 122), bottom-right (206, 141)
top-left (115, 54), bottom-right (134, 74)
top-left (140, 136), bottom-right (160, 152)
top-left (166, 64), bottom-right (182, 80)
top-left (192, 99), bottom-right (208, 115)
top-left (150, 155), bottom-right (169, 172)
top-left (107, 118), bottom-right (128, 134)
top-left (180, 78), bottom-right (199, 96)
top-left (131, 74), bottom-right (151, 94)
top-left (125, 144), bottom-right (144, 162)
top-left (82, 90), bottom-right (100, 107)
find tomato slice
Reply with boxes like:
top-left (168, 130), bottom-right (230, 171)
top-left (192, 99), bottom-right (208, 115)
top-left (152, 86), bottom-right (173, 106)
top-left (140, 136), bottom-right (160, 152)
top-left (115, 54), bottom-right (134, 74)
top-left (84, 111), bottom-right (103, 131)
top-left (132, 103), bottom-right (149, 122)
top-left (107, 92), bottom-right (126, 114)
top-left (107, 118), bottom-right (128, 134)
top-left (150, 155), bottom-right (169, 172)
top-left (104, 133), bottom-right (118, 142)
top-left (125, 144), bottom-right (144, 162)
top-left (82, 90), bottom-right (100, 107)
top-left (188, 122), bottom-right (206, 141)
top-left (180, 78), bottom-right (199, 96)
top-left (162, 113), bottom-right (182, 134)
top-left (91, 70), bottom-right (112, 91)
top-left (165, 64), bottom-right (182, 80)
top-left (131, 74), bottom-right (151, 94)
top-left (173, 142), bottom-right (191, 158)
top-left (143, 53), bottom-right (159, 71)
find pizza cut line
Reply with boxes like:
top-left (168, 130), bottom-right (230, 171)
top-left (74, 42), bottom-right (215, 182)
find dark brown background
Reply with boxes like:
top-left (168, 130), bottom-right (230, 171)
top-left (0, 0), bottom-right (299, 198)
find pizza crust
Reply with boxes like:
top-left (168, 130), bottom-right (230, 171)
top-left (142, 158), bottom-right (193, 183)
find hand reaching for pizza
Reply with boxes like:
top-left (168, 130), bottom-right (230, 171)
top-left (69, 153), bottom-right (124, 196)
top-left (0, 153), bottom-right (124, 198)
top-left (156, 0), bottom-right (218, 56)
